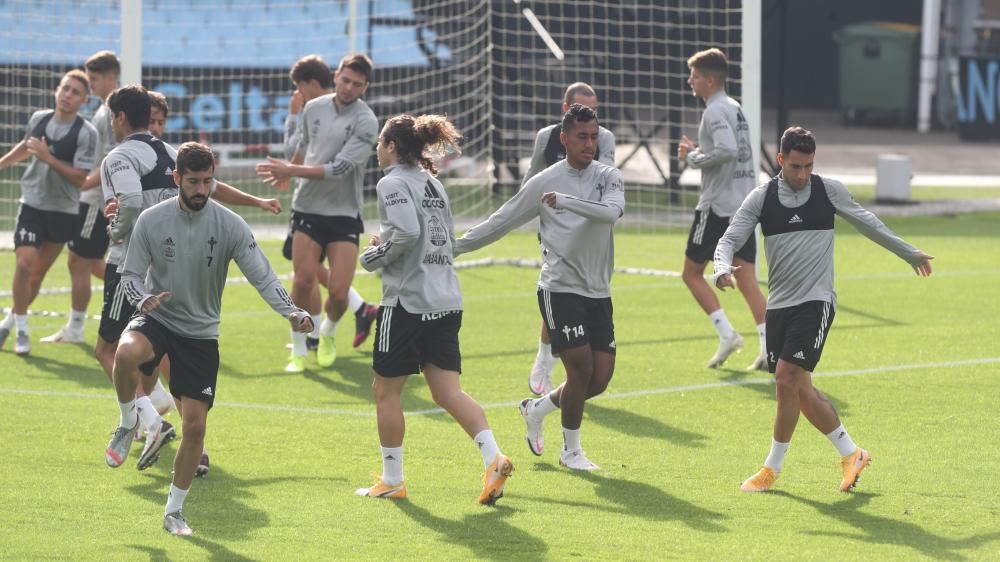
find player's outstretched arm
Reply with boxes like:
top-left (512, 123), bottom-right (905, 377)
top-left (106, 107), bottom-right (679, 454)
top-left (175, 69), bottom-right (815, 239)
top-left (913, 252), bottom-right (934, 277)
top-left (712, 187), bottom-right (764, 290)
top-left (456, 178), bottom-right (544, 255)
top-left (213, 180), bottom-right (281, 214)
top-left (828, 178), bottom-right (929, 269)
top-left (230, 219), bottom-right (301, 318)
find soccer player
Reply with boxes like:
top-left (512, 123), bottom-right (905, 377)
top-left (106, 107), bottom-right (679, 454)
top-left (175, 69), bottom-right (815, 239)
top-left (97, 85), bottom-right (280, 471)
top-left (0, 69), bottom-right (98, 356)
top-left (456, 104), bottom-right (625, 471)
top-left (677, 48), bottom-right (768, 371)
top-left (256, 53), bottom-right (379, 372)
top-left (356, 114), bottom-right (513, 503)
top-left (147, 88), bottom-right (212, 477)
top-left (713, 127), bottom-right (933, 492)
top-left (41, 52), bottom-right (119, 344)
top-left (147, 90), bottom-right (168, 139)
top-left (106, 141), bottom-right (312, 535)
top-left (522, 82), bottom-right (616, 396)
top-left (273, 54), bottom-right (377, 372)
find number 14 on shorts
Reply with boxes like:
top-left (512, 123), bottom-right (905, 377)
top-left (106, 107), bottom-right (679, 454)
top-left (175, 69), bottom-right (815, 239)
top-left (562, 324), bottom-right (585, 338)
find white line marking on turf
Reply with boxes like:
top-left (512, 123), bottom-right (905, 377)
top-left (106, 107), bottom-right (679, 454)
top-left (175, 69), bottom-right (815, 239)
top-left (2, 357), bottom-right (997, 418)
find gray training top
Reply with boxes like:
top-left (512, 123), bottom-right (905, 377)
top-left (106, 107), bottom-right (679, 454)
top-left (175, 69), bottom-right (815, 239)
top-left (82, 101), bottom-right (117, 206)
top-left (684, 91), bottom-right (756, 216)
top-left (20, 109), bottom-right (98, 215)
top-left (455, 159), bottom-right (625, 299)
top-left (292, 93), bottom-right (378, 217)
top-left (360, 164), bottom-right (463, 313)
top-left (713, 174), bottom-right (924, 310)
top-left (101, 133), bottom-right (179, 267)
top-left (521, 123), bottom-right (616, 186)
top-left (121, 198), bottom-right (299, 339)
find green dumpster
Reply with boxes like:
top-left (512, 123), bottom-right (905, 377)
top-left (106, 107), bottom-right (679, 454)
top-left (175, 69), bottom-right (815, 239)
top-left (834, 22), bottom-right (920, 122)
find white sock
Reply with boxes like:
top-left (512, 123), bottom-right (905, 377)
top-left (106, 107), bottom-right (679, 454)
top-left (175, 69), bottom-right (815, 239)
top-left (290, 329), bottom-right (307, 356)
top-left (135, 396), bottom-right (161, 432)
top-left (381, 446), bottom-right (404, 485)
top-left (826, 424), bottom-right (858, 457)
top-left (320, 316), bottom-right (338, 337)
top-left (69, 309), bottom-right (86, 332)
top-left (562, 427), bottom-right (581, 451)
top-left (165, 483), bottom-right (189, 514)
top-left (708, 309), bottom-right (734, 339)
top-left (757, 323), bottom-right (767, 356)
top-left (530, 395), bottom-right (559, 419)
top-left (0, 311), bottom-right (12, 330)
top-left (14, 314), bottom-right (28, 333)
top-left (764, 438), bottom-right (790, 472)
top-left (118, 399), bottom-right (138, 429)
top-left (309, 313), bottom-right (322, 339)
top-left (473, 429), bottom-right (501, 468)
top-left (347, 286), bottom-right (365, 313)
top-left (149, 379), bottom-right (174, 414)
top-left (538, 341), bottom-right (553, 361)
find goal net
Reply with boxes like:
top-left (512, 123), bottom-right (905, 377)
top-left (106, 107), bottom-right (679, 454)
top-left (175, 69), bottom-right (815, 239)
top-left (1, 0), bottom-right (748, 270)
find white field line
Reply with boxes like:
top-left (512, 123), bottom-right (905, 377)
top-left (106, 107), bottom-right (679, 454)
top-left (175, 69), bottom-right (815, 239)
top-left (2, 357), bottom-right (997, 418)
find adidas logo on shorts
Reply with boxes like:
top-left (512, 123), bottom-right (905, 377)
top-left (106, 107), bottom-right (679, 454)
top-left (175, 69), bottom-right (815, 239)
top-left (792, 351), bottom-right (805, 360)
top-left (201, 386), bottom-right (214, 396)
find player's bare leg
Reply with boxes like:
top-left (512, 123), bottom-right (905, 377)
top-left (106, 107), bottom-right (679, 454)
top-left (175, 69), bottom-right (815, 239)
top-left (356, 373), bottom-right (409, 499)
top-left (316, 241), bottom-right (358, 367)
top-left (424, 364), bottom-right (511, 504)
top-left (163, 397), bottom-right (209, 535)
top-left (286, 232), bottom-right (322, 372)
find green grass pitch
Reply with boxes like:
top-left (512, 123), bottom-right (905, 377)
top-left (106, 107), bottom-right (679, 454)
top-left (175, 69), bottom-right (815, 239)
top-left (0, 212), bottom-right (998, 560)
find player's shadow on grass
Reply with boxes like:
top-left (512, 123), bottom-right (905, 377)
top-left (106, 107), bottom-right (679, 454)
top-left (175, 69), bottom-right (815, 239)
top-left (125, 466), bottom-right (341, 559)
top-left (836, 303), bottom-right (905, 328)
top-left (773, 491), bottom-right (1000, 560)
top-left (585, 402), bottom-right (709, 448)
top-left (713, 370), bottom-right (851, 415)
top-left (125, 541), bottom-right (256, 562)
top-left (18, 353), bottom-right (110, 390)
top-left (395, 501), bottom-right (548, 561)
top-left (123, 545), bottom-right (171, 562)
top-left (523, 465), bottom-right (728, 533)
top-left (296, 355), bottom-right (442, 414)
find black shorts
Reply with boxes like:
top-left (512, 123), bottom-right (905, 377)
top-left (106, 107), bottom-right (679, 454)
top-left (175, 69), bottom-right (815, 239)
top-left (98, 264), bottom-right (136, 342)
top-left (282, 215), bottom-right (327, 262)
top-left (68, 202), bottom-right (110, 259)
top-left (373, 303), bottom-right (462, 377)
top-left (765, 300), bottom-right (836, 373)
top-left (290, 211), bottom-right (362, 250)
top-left (13, 203), bottom-right (78, 248)
top-left (685, 209), bottom-right (756, 264)
top-left (537, 289), bottom-right (616, 355)
top-left (125, 314), bottom-right (220, 408)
